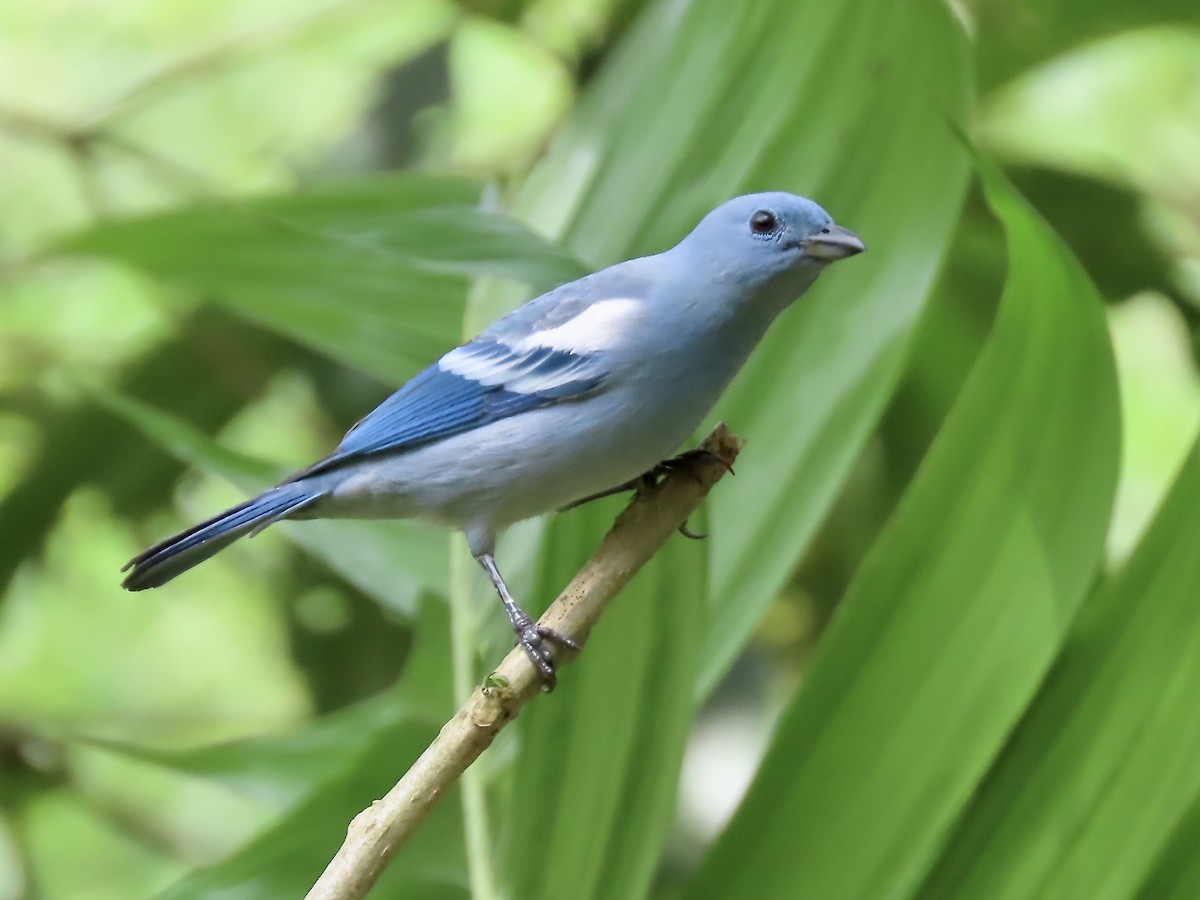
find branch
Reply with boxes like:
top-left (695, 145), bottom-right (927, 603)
top-left (305, 423), bottom-right (745, 900)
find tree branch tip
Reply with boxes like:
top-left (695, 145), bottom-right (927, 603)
top-left (701, 422), bottom-right (746, 462)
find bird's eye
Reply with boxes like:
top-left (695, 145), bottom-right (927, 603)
top-left (750, 210), bottom-right (778, 234)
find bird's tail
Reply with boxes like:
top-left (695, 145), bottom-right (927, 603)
top-left (121, 484), bottom-right (321, 590)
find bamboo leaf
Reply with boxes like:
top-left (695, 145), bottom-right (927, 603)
top-left (1136, 792), bottom-right (1200, 900)
top-left (687, 161), bottom-right (1120, 900)
top-left (491, 0), bottom-right (972, 898)
top-left (917, 433), bottom-right (1200, 899)
top-left (145, 601), bottom-right (460, 899)
top-left (59, 174), bottom-right (587, 382)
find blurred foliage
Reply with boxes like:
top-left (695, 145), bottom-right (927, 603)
top-left (1, 0), bottom-right (1198, 898)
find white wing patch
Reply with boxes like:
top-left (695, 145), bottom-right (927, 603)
top-left (517, 298), bottom-right (642, 354)
top-left (438, 346), bottom-right (508, 383)
top-left (438, 298), bottom-right (638, 395)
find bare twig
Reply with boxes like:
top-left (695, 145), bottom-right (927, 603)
top-left (305, 423), bottom-right (745, 900)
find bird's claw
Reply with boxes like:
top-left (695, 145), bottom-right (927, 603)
top-left (659, 451), bottom-right (727, 538)
top-left (560, 448), bottom-right (732, 513)
top-left (655, 448), bottom-right (735, 482)
top-left (513, 614), bottom-right (580, 692)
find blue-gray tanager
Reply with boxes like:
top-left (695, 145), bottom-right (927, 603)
top-left (122, 192), bottom-right (864, 686)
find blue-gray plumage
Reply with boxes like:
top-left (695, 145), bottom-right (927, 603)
top-left (122, 192), bottom-right (864, 687)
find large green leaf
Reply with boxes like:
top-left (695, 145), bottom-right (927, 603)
top-left (974, 0), bottom-right (1199, 92)
top-left (85, 691), bottom-right (431, 810)
top-left (1137, 793), bottom-right (1200, 900)
top-left (150, 601), bottom-right (464, 900)
top-left (699, 0), bottom-right (972, 694)
top-left (686, 165), bottom-right (1120, 899)
top-left (485, 0), bottom-right (972, 898)
top-left (58, 174), bottom-right (587, 382)
top-left (497, 515), bottom-right (706, 900)
top-left (916, 432), bottom-right (1200, 899)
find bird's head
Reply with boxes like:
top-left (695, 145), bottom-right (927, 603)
top-left (675, 192), bottom-right (864, 297)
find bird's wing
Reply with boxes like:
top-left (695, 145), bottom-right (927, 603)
top-left (293, 285), bottom-right (644, 479)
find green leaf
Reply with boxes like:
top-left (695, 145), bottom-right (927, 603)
top-left (151, 714), bottom-right (465, 900)
top-left (58, 174), bottom-right (587, 382)
top-left (499, 516), bottom-right (706, 900)
top-left (94, 387), bottom-right (447, 616)
top-left (974, 0), bottom-right (1200, 92)
top-left (686, 162), bottom-right (1120, 899)
top-left (144, 600), bottom-right (461, 899)
top-left (700, 0), bottom-right (972, 696)
top-left (94, 597), bottom-right (452, 804)
top-left (1137, 792), bottom-right (1200, 900)
top-left (487, 0), bottom-right (972, 897)
top-left (916, 432), bottom-right (1200, 899)
top-left (85, 693), bottom-right (420, 809)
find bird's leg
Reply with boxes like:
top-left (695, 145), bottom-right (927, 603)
top-left (476, 553), bottom-right (580, 692)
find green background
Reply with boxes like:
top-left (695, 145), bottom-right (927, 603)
top-left (1, 0), bottom-right (1199, 897)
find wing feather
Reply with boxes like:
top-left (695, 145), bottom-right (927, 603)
top-left (292, 337), bottom-right (608, 479)
top-left (290, 281), bottom-right (647, 479)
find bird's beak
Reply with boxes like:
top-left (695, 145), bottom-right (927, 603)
top-left (802, 224), bottom-right (866, 260)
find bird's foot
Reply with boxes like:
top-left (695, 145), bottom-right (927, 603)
top-left (561, 449), bottom-right (734, 514)
top-left (478, 552), bottom-right (581, 691)
top-left (656, 450), bottom-right (731, 539)
top-left (652, 448), bottom-right (735, 482)
top-left (511, 611), bottom-right (581, 692)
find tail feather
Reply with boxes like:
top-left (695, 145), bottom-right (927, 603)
top-left (121, 486), bottom-right (321, 590)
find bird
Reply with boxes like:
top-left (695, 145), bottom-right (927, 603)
top-left (122, 192), bottom-right (865, 688)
